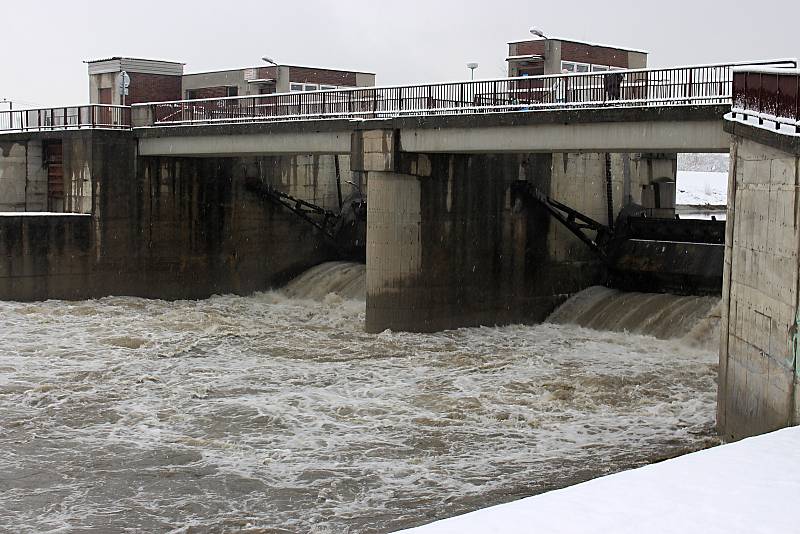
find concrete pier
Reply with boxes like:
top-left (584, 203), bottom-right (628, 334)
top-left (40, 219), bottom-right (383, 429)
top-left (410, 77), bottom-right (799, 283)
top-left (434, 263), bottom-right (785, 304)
top-left (718, 119), bottom-right (800, 440)
top-left (355, 129), bottom-right (670, 333)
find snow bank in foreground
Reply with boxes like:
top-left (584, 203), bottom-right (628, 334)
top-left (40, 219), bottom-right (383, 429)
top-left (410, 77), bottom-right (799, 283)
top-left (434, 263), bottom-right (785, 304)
top-left (676, 170), bottom-right (728, 206)
top-left (396, 426), bottom-right (800, 534)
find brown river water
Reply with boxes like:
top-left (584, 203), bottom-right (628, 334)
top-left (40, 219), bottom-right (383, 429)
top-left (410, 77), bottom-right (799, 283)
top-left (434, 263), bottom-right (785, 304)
top-left (0, 262), bottom-right (719, 533)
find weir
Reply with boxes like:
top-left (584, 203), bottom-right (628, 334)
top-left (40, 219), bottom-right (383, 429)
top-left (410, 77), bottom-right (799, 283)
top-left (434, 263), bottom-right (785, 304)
top-left (2, 63), bottom-right (800, 444)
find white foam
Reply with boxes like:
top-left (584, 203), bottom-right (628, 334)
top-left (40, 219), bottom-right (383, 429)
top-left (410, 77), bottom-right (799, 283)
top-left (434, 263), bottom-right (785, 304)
top-left (0, 276), bottom-right (718, 532)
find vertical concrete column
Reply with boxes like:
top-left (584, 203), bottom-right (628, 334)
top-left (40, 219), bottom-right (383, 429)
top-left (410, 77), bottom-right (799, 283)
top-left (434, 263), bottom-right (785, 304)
top-left (352, 129), bottom-right (431, 333)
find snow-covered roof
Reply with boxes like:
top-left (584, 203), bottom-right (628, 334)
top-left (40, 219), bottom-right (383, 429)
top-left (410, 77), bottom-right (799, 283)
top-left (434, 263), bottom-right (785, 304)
top-left (185, 64), bottom-right (375, 76)
top-left (508, 36), bottom-right (648, 54)
top-left (506, 54), bottom-right (545, 62)
top-left (85, 57), bottom-right (184, 76)
top-left (732, 65), bottom-right (800, 74)
top-left (85, 56), bottom-right (184, 65)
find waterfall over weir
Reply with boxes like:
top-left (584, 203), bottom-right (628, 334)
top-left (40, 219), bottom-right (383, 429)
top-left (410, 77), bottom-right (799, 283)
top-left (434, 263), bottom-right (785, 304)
top-left (547, 285), bottom-right (720, 347)
top-left (282, 261), bottom-right (366, 300)
top-left (283, 263), bottom-right (720, 347)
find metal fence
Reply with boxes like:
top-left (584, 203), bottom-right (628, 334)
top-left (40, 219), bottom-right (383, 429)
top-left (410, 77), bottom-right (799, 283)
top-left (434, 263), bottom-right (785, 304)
top-left (141, 59), bottom-right (796, 127)
top-left (0, 105), bottom-right (131, 133)
top-left (731, 67), bottom-right (800, 133)
top-left (1, 60), bottom-right (796, 134)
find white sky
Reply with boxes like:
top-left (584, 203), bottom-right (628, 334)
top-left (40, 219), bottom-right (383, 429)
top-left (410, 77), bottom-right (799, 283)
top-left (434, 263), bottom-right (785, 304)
top-left (2, 0), bottom-right (798, 108)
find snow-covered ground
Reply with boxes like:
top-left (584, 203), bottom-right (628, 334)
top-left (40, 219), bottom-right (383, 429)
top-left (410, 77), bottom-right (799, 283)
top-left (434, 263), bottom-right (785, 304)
top-left (676, 170), bottom-right (728, 206)
top-left (397, 426), bottom-right (800, 534)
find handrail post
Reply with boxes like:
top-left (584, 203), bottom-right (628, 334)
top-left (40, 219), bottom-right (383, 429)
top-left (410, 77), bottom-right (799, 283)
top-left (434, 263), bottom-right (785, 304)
top-left (775, 73), bottom-right (781, 130)
top-left (527, 78), bottom-right (532, 105)
top-left (795, 74), bottom-right (799, 134)
top-left (758, 73), bottom-right (764, 125)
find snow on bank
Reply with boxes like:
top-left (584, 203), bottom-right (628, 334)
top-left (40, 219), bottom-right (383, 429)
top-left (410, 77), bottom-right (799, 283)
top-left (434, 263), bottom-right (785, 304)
top-left (396, 426), bottom-right (800, 534)
top-left (676, 170), bottom-right (728, 206)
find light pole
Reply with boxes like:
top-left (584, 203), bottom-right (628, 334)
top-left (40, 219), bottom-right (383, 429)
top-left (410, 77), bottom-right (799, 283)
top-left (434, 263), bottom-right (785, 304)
top-left (467, 62), bottom-right (478, 80)
top-left (530, 27), bottom-right (548, 39)
top-left (262, 56), bottom-right (279, 67)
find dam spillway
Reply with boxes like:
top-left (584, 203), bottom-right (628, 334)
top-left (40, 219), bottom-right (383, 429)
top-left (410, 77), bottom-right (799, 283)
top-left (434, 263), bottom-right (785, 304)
top-left (0, 262), bottom-right (720, 532)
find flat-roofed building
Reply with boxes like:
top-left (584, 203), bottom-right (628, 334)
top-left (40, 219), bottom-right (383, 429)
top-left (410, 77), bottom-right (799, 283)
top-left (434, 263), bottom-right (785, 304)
top-left (86, 58), bottom-right (375, 104)
top-left (85, 57), bottom-right (185, 105)
top-left (507, 36), bottom-right (648, 77)
top-left (182, 64), bottom-right (376, 99)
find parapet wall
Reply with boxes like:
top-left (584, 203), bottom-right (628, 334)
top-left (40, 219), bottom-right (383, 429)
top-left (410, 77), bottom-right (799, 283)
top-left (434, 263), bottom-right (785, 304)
top-left (718, 129), bottom-right (800, 440)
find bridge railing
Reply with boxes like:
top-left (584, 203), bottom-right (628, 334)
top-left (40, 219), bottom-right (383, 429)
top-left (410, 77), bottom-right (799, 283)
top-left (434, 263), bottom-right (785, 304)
top-left (0, 105), bottom-right (131, 133)
top-left (730, 67), bottom-right (800, 134)
top-left (136, 59), bottom-right (796, 127)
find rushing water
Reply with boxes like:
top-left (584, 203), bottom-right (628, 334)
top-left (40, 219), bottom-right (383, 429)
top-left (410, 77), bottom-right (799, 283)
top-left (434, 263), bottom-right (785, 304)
top-left (0, 263), bottom-right (719, 533)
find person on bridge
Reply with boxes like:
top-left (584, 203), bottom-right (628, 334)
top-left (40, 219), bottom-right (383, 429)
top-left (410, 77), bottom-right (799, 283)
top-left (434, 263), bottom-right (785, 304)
top-left (604, 71), bottom-right (624, 101)
top-left (552, 69), bottom-right (569, 104)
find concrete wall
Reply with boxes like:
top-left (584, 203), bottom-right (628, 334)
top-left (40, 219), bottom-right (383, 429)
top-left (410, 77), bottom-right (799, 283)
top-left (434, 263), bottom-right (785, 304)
top-left (0, 215), bottom-right (93, 299)
top-left (183, 69), bottom-right (249, 98)
top-left (0, 131), bottom-right (338, 301)
top-left (718, 135), bottom-right (800, 441)
top-left (0, 140), bottom-right (47, 212)
top-left (240, 154), bottom-right (353, 211)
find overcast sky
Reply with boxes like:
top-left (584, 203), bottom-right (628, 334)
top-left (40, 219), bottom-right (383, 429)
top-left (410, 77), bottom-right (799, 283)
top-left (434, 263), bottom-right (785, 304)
top-left (2, 0), bottom-right (798, 108)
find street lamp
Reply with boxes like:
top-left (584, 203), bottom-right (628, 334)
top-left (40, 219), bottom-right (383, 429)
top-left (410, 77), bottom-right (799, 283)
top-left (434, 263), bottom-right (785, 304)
top-left (466, 62), bottom-right (479, 80)
top-left (261, 56), bottom-right (279, 67)
top-left (530, 27), bottom-right (548, 39)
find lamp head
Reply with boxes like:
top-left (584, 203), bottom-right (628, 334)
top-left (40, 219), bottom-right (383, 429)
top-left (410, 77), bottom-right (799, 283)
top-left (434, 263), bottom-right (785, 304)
top-left (530, 28), bottom-right (547, 39)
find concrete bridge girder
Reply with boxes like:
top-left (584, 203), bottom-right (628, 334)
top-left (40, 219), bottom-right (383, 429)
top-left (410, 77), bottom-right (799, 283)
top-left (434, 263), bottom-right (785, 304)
top-left (134, 120), bottom-right (731, 157)
top-left (398, 120), bottom-right (731, 154)
top-left (137, 131), bottom-right (352, 157)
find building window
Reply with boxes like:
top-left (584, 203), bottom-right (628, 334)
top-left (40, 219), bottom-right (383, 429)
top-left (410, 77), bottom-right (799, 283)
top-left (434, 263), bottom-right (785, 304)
top-left (226, 86), bottom-right (238, 97)
top-left (320, 85), bottom-right (336, 91)
top-left (290, 83), bottom-right (304, 92)
top-left (591, 65), bottom-right (610, 72)
top-left (303, 83), bottom-right (318, 91)
top-left (561, 61), bottom-right (590, 73)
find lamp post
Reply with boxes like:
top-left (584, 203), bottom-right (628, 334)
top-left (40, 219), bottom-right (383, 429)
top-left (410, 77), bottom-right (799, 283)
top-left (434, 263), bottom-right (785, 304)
top-left (467, 62), bottom-right (479, 80)
top-left (261, 56), bottom-right (279, 67)
top-left (530, 27), bottom-right (548, 39)
top-left (262, 56), bottom-right (282, 93)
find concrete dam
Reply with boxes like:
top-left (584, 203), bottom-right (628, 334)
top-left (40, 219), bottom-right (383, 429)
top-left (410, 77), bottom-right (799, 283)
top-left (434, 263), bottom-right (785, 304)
top-left (1, 59), bottom-right (799, 512)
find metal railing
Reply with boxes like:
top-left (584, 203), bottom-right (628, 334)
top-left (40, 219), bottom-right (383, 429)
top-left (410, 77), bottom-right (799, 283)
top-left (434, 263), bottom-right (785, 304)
top-left (1, 60), bottom-right (796, 134)
top-left (0, 105), bottom-right (131, 133)
top-left (731, 67), bottom-right (800, 133)
top-left (138, 59), bottom-right (796, 127)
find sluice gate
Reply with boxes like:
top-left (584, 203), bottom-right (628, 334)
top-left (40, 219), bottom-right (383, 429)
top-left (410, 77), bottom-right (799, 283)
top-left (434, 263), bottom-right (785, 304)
top-left (512, 181), bottom-right (725, 296)
top-left (244, 177), bottom-right (367, 262)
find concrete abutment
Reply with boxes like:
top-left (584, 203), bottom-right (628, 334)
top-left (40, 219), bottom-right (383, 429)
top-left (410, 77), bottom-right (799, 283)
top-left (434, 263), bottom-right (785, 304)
top-left (718, 121), bottom-right (800, 441)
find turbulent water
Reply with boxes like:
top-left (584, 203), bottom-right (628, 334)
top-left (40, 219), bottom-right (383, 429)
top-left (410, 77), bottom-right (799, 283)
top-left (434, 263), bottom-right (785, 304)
top-left (0, 263), bottom-right (720, 533)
